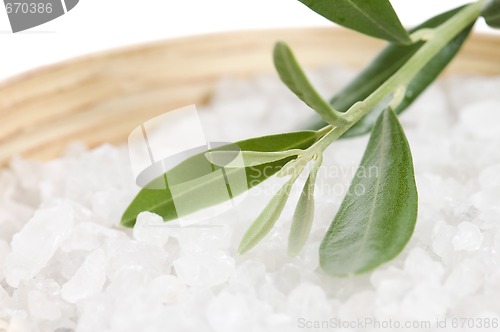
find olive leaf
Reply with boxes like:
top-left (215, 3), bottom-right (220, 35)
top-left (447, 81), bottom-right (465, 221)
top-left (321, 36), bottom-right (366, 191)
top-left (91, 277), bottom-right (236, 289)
top-left (320, 108), bottom-right (417, 276)
top-left (121, 131), bottom-right (321, 227)
top-left (273, 41), bottom-right (346, 126)
top-left (298, 0), bottom-right (411, 44)
top-left (306, 5), bottom-right (474, 137)
top-left (482, 0), bottom-right (500, 28)
top-left (238, 173), bottom-right (299, 254)
top-left (288, 154), bottom-right (323, 257)
top-left (205, 149), bottom-right (302, 168)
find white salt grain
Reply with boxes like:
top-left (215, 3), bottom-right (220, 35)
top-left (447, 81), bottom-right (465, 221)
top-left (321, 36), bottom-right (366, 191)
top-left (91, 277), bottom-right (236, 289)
top-left (61, 222), bottom-right (121, 252)
top-left (229, 260), bottom-right (266, 288)
top-left (105, 238), bottom-right (170, 281)
top-left (0, 240), bottom-right (10, 282)
top-left (432, 220), bottom-right (456, 260)
top-left (4, 203), bottom-right (74, 287)
top-left (61, 249), bottom-right (106, 303)
top-left (206, 290), bottom-right (256, 332)
top-left (133, 212), bottom-right (170, 247)
top-left (404, 247), bottom-right (444, 283)
top-left (0, 284), bottom-right (11, 315)
top-left (445, 258), bottom-right (484, 300)
top-left (174, 250), bottom-right (235, 287)
top-left (458, 101), bottom-right (500, 138)
top-left (28, 289), bottom-right (62, 321)
top-left (0, 170), bottom-right (17, 199)
top-left (400, 282), bottom-right (451, 320)
top-left (478, 163), bottom-right (500, 190)
top-left (288, 283), bottom-right (332, 320)
top-left (338, 291), bottom-right (376, 321)
top-left (147, 275), bottom-right (187, 305)
top-left (452, 221), bottom-right (484, 251)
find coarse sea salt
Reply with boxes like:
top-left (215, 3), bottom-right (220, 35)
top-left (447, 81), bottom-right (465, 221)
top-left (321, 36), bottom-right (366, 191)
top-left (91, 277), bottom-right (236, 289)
top-left (0, 64), bottom-right (499, 331)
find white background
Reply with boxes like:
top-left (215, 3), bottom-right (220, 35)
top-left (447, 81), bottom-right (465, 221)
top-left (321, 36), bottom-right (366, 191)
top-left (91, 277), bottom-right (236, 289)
top-left (0, 0), bottom-right (496, 81)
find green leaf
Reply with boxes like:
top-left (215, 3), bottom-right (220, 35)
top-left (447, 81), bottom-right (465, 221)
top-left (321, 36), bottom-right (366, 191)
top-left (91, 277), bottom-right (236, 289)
top-left (298, 0), bottom-right (411, 44)
top-left (273, 42), bottom-right (345, 125)
top-left (121, 131), bottom-right (321, 227)
top-left (205, 149), bottom-right (303, 168)
top-left (288, 155), bottom-right (323, 257)
top-left (320, 108), bottom-right (418, 276)
top-left (306, 5), bottom-right (473, 137)
top-left (482, 0), bottom-right (500, 28)
top-left (238, 174), bottom-right (298, 254)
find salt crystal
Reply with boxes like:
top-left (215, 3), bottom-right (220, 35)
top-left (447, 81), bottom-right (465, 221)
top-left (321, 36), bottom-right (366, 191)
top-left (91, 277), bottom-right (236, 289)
top-left (61, 249), bottom-right (106, 303)
top-left (448, 295), bottom-right (500, 318)
top-left (76, 294), bottom-right (114, 332)
top-left (174, 250), bottom-right (234, 287)
top-left (11, 278), bottom-right (64, 324)
top-left (65, 144), bottom-right (134, 204)
top-left (404, 247), bottom-right (444, 283)
top-left (471, 187), bottom-right (500, 211)
top-left (147, 275), bottom-right (187, 305)
top-left (63, 141), bottom-right (87, 157)
top-left (258, 281), bottom-right (287, 312)
top-left (445, 258), bottom-right (484, 300)
top-left (375, 280), bottom-right (412, 319)
top-left (0, 284), bottom-right (11, 313)
top-left (458, 101), bottom-right (500, 138)
top-left (0, 199), bottom-right (35, 241)
top-left (206, 290), bottom-right (256, 332)
top-left (0, 240), bottom-right (10, 282)
top-left (338, 291), bottom-right (376, 320)
top-left (403, 83), bottom-right (452, 133)
top-left (106, 269), bottom-right (150, 300)
top-left (6, 315), bottom-right (38, 332)
top-left (452, 221), bottom-right (484, 251)
top-left (432, 220), bottom-right (456, 260)
top-left (9, 156), bottom-right (43, 190)
top-left (109, 288), bottom-right (169, 332)
top-left (28, 289), bottom-right (62, 321)
top-left (47, 319), bottom-right (78, 332)
top-left (105, 238), bottom-right (170, 281)
top-left (401, 283), bottom-right (451, 320)
top-left (272, 264), bottom-right (302, 294)
top-left (0, 170), bottom-right (17, 199)
top-left (371, 267), bottom-right (411, 305)
top-left (288, 283), bottom-right (332, 320)
top-left (229, 260), bottom-right (266, 288)
top-left (38, 160), bottom-right (69, 201)
top-left (495, 232), bottom-right (500, 254)
top-left (61, 222), bottom-right (123, 252)
top-left (133, 212), bottom-right (170, 247)
top-left (294, 240), bottom-right (320, 271)
top-left (371, 266), bottom-right (406, 289)
top-left (478, 163), bottom-right (500, 190)
top-left (176, 224), bottom-right (232, 253)
top-left (444, 76), bottom-right (500, 109)
top-left (90, 190), bottom-right (131, 226)
top-left (4, 204), bottom-right (74, 287)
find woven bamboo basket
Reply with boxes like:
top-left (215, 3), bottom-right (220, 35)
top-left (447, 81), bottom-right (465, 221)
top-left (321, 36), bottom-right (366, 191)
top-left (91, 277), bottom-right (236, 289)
top-left (1, 28), bottom-right (499, 166)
